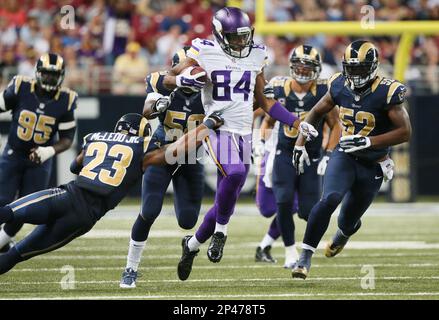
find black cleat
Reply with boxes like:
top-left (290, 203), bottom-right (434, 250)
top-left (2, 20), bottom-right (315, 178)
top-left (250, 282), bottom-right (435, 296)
top-left (255, 246), bottom-right (277, 263)
top-left (177, 235), bottom-right (199, 281)
top-left (207, 232), bottom-right (227, 263)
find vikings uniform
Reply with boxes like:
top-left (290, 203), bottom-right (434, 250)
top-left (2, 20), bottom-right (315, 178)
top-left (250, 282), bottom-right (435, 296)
top-left (186, 37), bottom-right (267, 243)
top-left (0, 116), bottom-right (157, 273)
top-left (0, 75), bottom-right (77, 239)
top-left (133, 71), bottom-right (205, 240)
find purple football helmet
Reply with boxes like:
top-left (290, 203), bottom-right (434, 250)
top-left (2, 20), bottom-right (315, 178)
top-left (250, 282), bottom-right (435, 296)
top-left (212, 7), bottom-right (254, 58)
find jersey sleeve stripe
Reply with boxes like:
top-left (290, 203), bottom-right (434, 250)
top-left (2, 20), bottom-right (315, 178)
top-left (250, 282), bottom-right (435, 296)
top-left (59, 120), bottom-right (76, 130)
top-left (149, 72), bottom-right (160, 92)
top-left (14, 76), bottom-right (23, 95)
top-left (387, 82), bottom-right (403, 104)
top-left (0, 91), bottom-right (6, 111)
top-left (68, 91), bottom-right (77, 111)
top-left (188, 47), bottom-right (200, 56)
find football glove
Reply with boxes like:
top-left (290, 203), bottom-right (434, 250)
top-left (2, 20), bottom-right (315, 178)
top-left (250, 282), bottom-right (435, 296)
top-left (203, 111), bottom-right (224, 130)
top-left (263, 83), bottom-right (274, 99)
top-left (378, 157), bottom-right (395, 182)
top-left (317, 151), bottom-right (332, 176)
top-left (293, 145), bottom-right (310, 175)
top-left (152, 96), bottom-right (171, 114)
top-left (29, 146), bottom-right (55, 164)
top-left (176, 66), bottom-right (206, 91)
top-left (339, 134), bottom-right (371, 153)
top-left (299, 122), bottom-right (319, 142)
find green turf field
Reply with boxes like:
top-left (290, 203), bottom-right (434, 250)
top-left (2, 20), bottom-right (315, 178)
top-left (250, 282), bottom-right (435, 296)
top-left (1, 204), bottom-right (438, 300)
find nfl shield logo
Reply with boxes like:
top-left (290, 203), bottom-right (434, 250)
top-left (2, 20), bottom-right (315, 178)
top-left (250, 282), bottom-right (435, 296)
top-left (39, 103), bottom-right (45, 109)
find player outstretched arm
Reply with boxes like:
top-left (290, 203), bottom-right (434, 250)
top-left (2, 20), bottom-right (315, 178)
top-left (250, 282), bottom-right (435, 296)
top-left (254, 72), bottom-right (318, 140)
top-left (141, 113), bottom-right (223, 169)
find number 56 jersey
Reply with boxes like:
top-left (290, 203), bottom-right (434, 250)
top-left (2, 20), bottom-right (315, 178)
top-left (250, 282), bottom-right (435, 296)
top-left (187, 38), bottom-right (267, 135)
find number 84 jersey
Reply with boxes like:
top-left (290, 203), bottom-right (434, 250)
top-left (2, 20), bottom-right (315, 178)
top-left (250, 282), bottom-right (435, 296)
top-left (187, 38), bottom-right (268, 135)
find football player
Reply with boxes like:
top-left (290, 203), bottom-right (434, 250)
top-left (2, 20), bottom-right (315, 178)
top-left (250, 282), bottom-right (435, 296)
top-left (255, 46), bottom-right (341, 268)
top-left (120, 47), bottom-right (205, 288)
top-left (0, 112), bottom-right (223, 275)
top-left (0, 53), bottom-right (77, 253)
top-left (160, 7), bottom-right (318, 281)
top-left (292, 40), bottom-right (412, 279)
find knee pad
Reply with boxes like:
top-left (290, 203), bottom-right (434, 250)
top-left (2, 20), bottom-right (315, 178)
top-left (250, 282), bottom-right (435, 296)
top-left (176, 210), bottom-right (198, 230)
top-left (258, 203), bottom-right (276, 218)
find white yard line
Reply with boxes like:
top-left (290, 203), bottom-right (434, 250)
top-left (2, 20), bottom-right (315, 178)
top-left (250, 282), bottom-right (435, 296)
top-left (5, 292), bottom-right (439, 300)
top-left (10, 262), bottom-right (439, 273)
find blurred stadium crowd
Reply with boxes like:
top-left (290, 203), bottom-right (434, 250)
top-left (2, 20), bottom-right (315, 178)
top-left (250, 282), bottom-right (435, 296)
top-left (0, 0), bottom-right (438, 94)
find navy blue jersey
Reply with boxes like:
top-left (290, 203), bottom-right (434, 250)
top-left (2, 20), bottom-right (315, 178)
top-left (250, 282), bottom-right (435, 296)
top-left (145, 72), bottom-right (204, 146)
top-left (1, 75), bottom-right (77, 154)
top-left (328, 72), bottom-right (407, 161)
top-left (271, 76), bottom-right (327, 155)
top-left (75, 132), bottom-right (159, 213)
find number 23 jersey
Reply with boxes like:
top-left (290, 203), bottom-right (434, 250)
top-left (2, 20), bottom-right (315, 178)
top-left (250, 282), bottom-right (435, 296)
top-left (329, 72), bottom-right (407, 162)
top-left (187, 38), bottom-right (267, 135)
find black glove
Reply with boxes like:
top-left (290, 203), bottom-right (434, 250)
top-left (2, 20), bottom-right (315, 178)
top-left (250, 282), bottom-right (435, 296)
top-left (203, 111), bottom-right (224, 130)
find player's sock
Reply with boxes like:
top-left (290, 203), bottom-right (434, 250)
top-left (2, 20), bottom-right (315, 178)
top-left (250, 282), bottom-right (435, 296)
top-left (284, 244), bottom-right (299, 267)
top-left (188, 235), bottom-right (201, 252)
top-left (267, 216), bottom-right (280, 240)
top-left (214, 222), bottom-right (227, 236)
top-left (126, 239), bottom-right (146, 272)
top-left (0, 226), bottom-right (13, 249)
top-left (0, 247), bottom-right (23, 275)
top-left (259, 233), bottom-right (275, 250)
top-left (276, 202), bottom-right (295, 246)
top-left (0, 207), bottom-right (14, 225)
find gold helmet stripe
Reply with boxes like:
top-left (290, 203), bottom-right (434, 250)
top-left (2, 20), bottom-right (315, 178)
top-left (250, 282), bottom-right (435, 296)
top-left (358, 42), bottom-right (376, 62)
top-left (138, 117), bottom-right (149, 137)
top-left (176, 49), bottom-right (186, 64)
top-left (295, 45), bottom-right (304, 57)
top-left (309, 47), bottom-right (319, 60)
top-left (55, 55), bottom-right (64, 70)
top-left (40, 53), bottom-right (50, 68)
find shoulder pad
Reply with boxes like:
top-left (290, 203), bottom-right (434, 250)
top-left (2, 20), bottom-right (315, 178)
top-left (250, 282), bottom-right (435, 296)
top-left (12, 75), bottom-right (35, 94)
top-left (57, 88), bottom-right (78, 110)
top-left (383, 79), bottom-right (407, 105)
top-left (327, 72), bottom-right (343, 89)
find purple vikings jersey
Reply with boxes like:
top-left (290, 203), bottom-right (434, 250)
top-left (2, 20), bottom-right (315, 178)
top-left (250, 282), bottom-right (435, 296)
top-left (328, 72), bottom-right (407, 161)
top-left (1, 76), bottom-right (77, 154)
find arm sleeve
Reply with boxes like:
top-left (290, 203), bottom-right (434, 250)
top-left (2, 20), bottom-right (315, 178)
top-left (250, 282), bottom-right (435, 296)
top-left (58, 109), bottom-right (76, 141)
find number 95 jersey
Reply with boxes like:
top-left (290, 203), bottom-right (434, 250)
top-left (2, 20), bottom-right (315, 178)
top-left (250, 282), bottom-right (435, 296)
top-left (329, 72), bottom-right (407, 162)
top-left (187, 38), bottom-right (268, 135)
top-left (1, 76), bottom-right (77, 154)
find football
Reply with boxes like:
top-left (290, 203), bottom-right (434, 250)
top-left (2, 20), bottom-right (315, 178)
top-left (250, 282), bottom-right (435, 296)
top-left (190, 65), bottom-right (208, 82)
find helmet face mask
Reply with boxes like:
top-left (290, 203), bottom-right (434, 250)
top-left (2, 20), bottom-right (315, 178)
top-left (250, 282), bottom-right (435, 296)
top-left (212, 7), bottom-right (254, 59)
top-left (289, 45), bottom-right (322, 84)
top-left (342, 40), bottom-right (379, 89)
top-left (114, 113), bottom-right (151, 138)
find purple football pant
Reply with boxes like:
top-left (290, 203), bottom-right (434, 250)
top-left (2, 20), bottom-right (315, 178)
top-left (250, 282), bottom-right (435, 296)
top-left (195, 131), bottom-right (252, 243)
top-left (256, 152), bottom-right (299, 240)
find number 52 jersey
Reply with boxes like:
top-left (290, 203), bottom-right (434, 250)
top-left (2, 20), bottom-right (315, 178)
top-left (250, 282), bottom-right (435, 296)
top-left (187, 38), bottom-right (268, 135)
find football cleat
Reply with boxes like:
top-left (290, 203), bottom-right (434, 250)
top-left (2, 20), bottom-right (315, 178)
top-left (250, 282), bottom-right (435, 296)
top-left (255, 246), bottom-right (277, 263)
top-left (325, 240), bottom-right (346, 258)
top-left (207, 232), bottom-right (227, 263)
top-left (291, 249), bottom-right (313, 279)
top-left (119, 267), bottom-right (138, 288)
top-left (178, 235), bottom-right (199, 281)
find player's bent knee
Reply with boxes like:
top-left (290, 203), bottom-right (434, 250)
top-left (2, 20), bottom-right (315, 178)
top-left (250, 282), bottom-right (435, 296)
top-left (258, 204), bottom-right (276, 218)
top-left (323, 192), bottom-right (343, 208)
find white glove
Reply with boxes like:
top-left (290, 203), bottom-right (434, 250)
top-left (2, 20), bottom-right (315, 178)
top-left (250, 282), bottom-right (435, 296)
top-left (30, 146), bottom-right (55, 164)
top-left (317, 151), bottom-right (331, 176)
top-left (152, 96), bottom-right (171, 113)
top-left (340, 134), bottom-right (371, 153)
top-left (378, 157), bottom-right (395, 182)
top-left (299, 122), bottom-right (318, 142)
top-left (263, 83), bottom-right (274, 99)
top-left (253, 139), bottom-right (265, 158)
top-left (293, 145), bottom-right (310, 174)
top-left (175, 66), bottom-right (206, 91)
